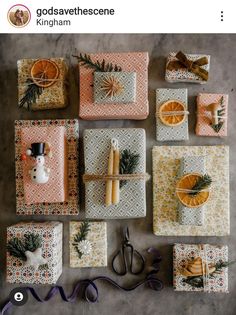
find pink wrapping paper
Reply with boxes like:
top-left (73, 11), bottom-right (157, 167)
top-left (79, 52), bottom-right (149, 120)
top-left (196, 93), bottom-right (228, 137)
top-left (21, 126), bottom-right (67, 204)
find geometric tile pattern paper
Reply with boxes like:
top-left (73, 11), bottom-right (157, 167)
top-left (70, 221), bottom-right (107, 268)
top-left (15, 119), bottom-right (79, 215)
top-left (84, 128), bottom-right (146, 219)
top-left (153, 146), bottom-right (230, 236)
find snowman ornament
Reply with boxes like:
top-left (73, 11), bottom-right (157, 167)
top-left (26, 142), bottom-right (51, 184)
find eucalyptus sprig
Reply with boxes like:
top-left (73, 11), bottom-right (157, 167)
top-left (189, 174), bottom-right (212, 196)
top-left (73, 221), bottom-right (90, 259)
top-left (19, 78), bottom-right (43, 110)
top-left (119, 149), bottom-right (140, 188)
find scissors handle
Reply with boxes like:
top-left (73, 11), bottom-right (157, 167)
top-left (129, 246), bottom-right (145, 275)
top-left (112, 247), bottom-right (128, 276)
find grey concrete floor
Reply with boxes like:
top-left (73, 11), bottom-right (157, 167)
top-left (0, 34), bottom-right (236, 315)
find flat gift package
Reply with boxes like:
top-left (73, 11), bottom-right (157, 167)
top-left (156, 88), bottom-right (189, 141)
top-left (83, 128), bottom-right (147, 219)
top-left (18, 58), bottom-right (68, 110)
top-left (165, 51), bottom-right (210, 84)
top-left (6, 221), bottom-right (63, 284)
top-left (173, 244), bottom-right (229, 292)
top-left (77, 52), bottom-right (149, 120)
top-left (70, 221), bottom-right (107, 268)
top-left (15, 119), bottom-right (79, 215)
top-left (153, 146), bottom-right (230, 236)
top-left (196, 93), bottom-right (228, 137)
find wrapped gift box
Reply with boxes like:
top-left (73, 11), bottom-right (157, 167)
top-left (173, 244), bottom-right (229, 292)
top-left (165, 52), bottom-right (210, 84)
top-left (15, 119), bottom-right (79, 215)
top-left (70, 221), bottom-right (107, 268)
top-left (84, 128), bottom-right (147, 219)
top-left (79, 52), bottom-right (149, 120)
top-left (196, 93), bottom-right (228, 137)
top-left (18, 58), bottom-right (68, 110)
top-left (6, 221), bottom-right (63, 284)
top-left (153, 146), bottom-right (229, 236)
top-left (156, 88), bottom-right (189, 141)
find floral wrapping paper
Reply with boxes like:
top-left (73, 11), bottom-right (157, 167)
top-left (15, 120), bottom-right (79, 215)
top-left (94, 72), bottom-right (136, 104)
top-left (79, 52), bottom-right (149, 120)
top-left (165, 52), bottom-right (210, 84)
top-left (178, 156), bottom-right (206, 226)
top-left (70, 221), bottom-right (107, 268)
top-left (18, 58), bottom-right (68, 110)
top-left (153, 146), bottom-right (229, 236)
top-left (6, 221), bottom-right (63, 284)
top-left (156, 88), bottom-right (189, 141)
top-left (196, 93), bottom-right (228, 137)
top-left (173, 244), bottom-right (228, 292)
top-left (84, 128), bottom-right (146, 219)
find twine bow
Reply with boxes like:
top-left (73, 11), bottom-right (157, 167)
top-left (167, 51), bottom-right (209, 81)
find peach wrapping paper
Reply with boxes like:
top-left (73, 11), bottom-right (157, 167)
top-left (196, 93), bottom-right (228, 137)
top-left (21, 126), bottom-right (67, 204)
top-left (79, 52), bottom-right (149, 120)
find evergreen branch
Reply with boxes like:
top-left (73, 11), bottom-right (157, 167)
top-left (24, 233), bottom-right (42, 252)
top-left (210, 96), bottom-right (225, 133)
top-left (119, 149), bottom-right (140, 188)
top-left (19, 79), bottom-right (43, 110)
top-left (189, 174), bottom-right (212, 196)
top-left (74, 221), bottom-right (90, 244)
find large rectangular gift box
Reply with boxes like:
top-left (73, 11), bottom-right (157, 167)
top-left (18, 58), bottom-right (68, 110)
top-left (83, 128), bottom-right (147, 219)
top-left (196, 93), bottom-right (228, 137)
top-left (15, 119), bottom-right (79, 215)
top-left (70, 221), bottom-right (107, 268)
top-left (153, 146), bottom-right (230, 236)
top-left (78, 52), bottom-right (149, 120)
top-left (156, 88), bottom-right (189, 141)
top-left (165, 52), bottom-right (210, 84)
top-left (173, 244), bottom-right (229, 292)
top-left (6, 222), bottom-right (63, 284)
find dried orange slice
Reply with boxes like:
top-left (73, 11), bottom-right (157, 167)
top-left (31, 59), bottom-right (59, 88)
top-left (159, 100), bottom-right (187, 126)
top-left (176, 173), bottom-right (210, 208)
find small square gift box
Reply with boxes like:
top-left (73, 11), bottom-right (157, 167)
top-left (165, 51), bottom-right (210, 84)
top-left (70, 221), bottom-right (107, 268)
top-left (15, 119), bottom-right (79, 215)
top-left (156, 88), bottom-right (189, 141)
top-left (18, 58), bottom-right (68, 110)
top-left (75, 52), bottom-right (149, 120)
top-left (6, 221), bottom-right (63, 284)
top-left (196, 93), bottom-right (228, 137)
top-left (173, 244), bottom-right (229, 292)
top-left (83, 128), bottom-right (148, 219)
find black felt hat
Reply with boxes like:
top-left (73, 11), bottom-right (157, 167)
top-left (29, 143), bottom-right (45, 157)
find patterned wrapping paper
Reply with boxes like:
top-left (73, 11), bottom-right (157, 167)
top-left (156, 88), bottom-right (189, 141)
top-left (70, 221), bottom-right (107, 268)
top-left (15, 119), bottom-right (79, 215)
top-left (196, 93), bottom-right (228, 137)
top-left (21, 125), bottom-right (67, 204)
top-left (84, 128), bottom-right (146, 219)
top-left (152, 146), bottom-right (230, 236)
top-left (6, 222), bottom-right (63, 284)
top-left (18, 58), bottom-right (68, 110)
top-left (178, 156), bottom-right (206, 226)
top-left (79, 52), bottom-right (149, 120)
top-left (165, 52), bottom-right (210, 84)
top-left (173, 244), bottom-right (228, 292)
top-left (94, 72), bottom-right (136, 104)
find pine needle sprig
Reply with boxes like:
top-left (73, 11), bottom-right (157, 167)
top-left (73, 221), bottom-right (90, 259)
top-left (19, 79), bottom-right (43, 110)
top-left (24, 233), bottom-right (42, 252)
top-left (119, 149), bottom-right (140, 188)
top-left (189, 174), bottom-right (212, 196)
top-left (211, 96), bottom-right (225, 133)
top-left (73, 53), bottom-right (122, 72)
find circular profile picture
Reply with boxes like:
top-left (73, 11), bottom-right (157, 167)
top-left (7, 4), bottom-right (31, 28)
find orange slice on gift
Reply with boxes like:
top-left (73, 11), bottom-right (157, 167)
top-left (30, 59), bottom-right (59, 88)
top-left (176, 173), bottom-right (210, 208)
top-left (159, 100), bottom-right (187, 126)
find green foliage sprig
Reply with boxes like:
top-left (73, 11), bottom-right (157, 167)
top-left (73, 221), bottom-right (90, 259)
top-left (119, 149), bottom-right (140, 188)
top-left (189, 174), bottom-right (212, 196)
top-left (19, 78), bottom-right (43, 110)
top-left (211, 96), bottom-right (225, 133)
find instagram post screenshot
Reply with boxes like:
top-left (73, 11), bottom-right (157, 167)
top-left (0, 1), bottom-right (235, 314)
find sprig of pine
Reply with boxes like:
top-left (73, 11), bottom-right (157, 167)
top-left (73, 53), bottom-right (122, 72)
top-left (119, 149), bottom-right (140, 188)
top-left (19, 78), bottom-right (43, 110)
top-left (73, 221), bottom-right (90, 259)
top-left (211, 96), bottom-right (225, 133)
top-left (189, 174), bottom-right (212, 196)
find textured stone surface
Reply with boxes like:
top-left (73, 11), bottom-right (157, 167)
top-left (0, 34), bottom-right (236, 315)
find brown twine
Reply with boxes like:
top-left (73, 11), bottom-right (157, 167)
top-left (83, 173), bottom-right (150, 183)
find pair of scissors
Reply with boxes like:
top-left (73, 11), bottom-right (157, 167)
top-left (112, 227), bottom-right (145, 276)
